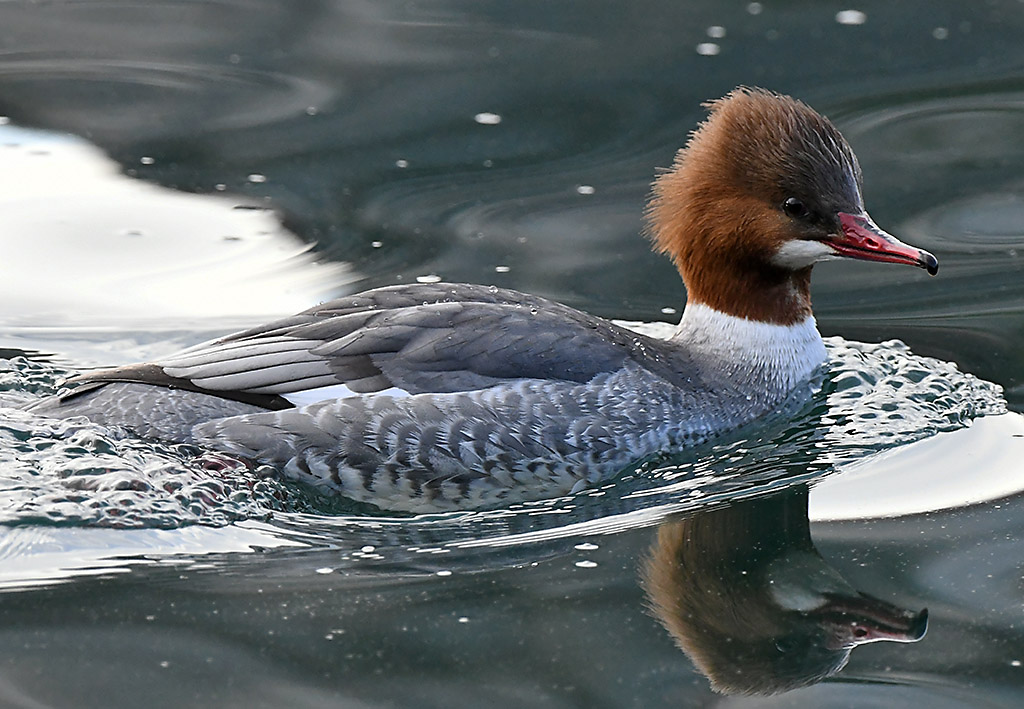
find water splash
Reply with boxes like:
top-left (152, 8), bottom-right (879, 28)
top-left (819, 337), bottom-right (1003, 447)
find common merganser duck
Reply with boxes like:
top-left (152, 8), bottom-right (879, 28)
top-left (31, 88), bottom-right (938, 512)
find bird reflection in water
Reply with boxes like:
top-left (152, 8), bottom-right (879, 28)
top-left (643, 485), bottom-right (927, 695)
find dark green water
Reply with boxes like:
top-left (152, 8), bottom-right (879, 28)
top-left (1, 1), bottom-right (1024, 706)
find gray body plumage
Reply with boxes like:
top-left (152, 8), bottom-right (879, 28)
top-left (28, 283), bottom-right (826, 512)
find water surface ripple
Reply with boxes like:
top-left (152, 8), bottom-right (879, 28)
top-left (0, 337), bottom-right (1004, 559)
top-left (1, 1), bottom-right (1024, 702)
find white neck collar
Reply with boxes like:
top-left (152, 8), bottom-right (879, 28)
top-left (674, 302), bottom-right (827, 393)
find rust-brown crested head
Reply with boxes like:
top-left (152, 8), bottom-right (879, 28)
top-left (646, 87), bottom-right (865, 325)
top-left (647, 87), bottom-right (937, 325)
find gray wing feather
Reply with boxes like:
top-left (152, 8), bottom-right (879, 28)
top-left (164, 346), bottom-right (328, 379)
top-left (162, 336), bottom-right (322, 365)
top-left (189, 365), bottom-right (339, 393)
top-left (81, 283), bottom-right (680, 401)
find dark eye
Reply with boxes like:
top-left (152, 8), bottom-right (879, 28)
top-left (782, 197), bottom-right (809, 219)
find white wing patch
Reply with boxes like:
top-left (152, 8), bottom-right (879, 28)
top-left (281, 384), bottom-right (411, 407)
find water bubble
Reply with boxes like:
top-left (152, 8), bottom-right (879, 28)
top-left (474, 112), bottom-right (502, 125)
top-left (696, 43), bottom-right (720, 56)
top-left (835, 9), bottom-right (867, 25)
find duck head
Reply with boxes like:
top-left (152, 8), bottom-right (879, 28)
top-left (647, 87), bottom-right (937, 326)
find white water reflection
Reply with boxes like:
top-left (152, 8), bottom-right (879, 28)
top-left (810, 412), bottom-right (1024, 521)
top-left (0, 124), bottom-right (349, 348)
top-left (0, 522), bottom-right (304, 590)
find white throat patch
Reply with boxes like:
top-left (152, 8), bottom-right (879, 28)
top-left (771, 240), bottom-right (837, 270)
